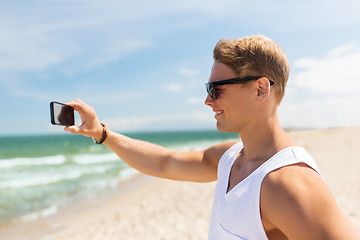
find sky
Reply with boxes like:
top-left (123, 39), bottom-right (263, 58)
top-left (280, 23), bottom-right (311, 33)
top-left (1, 0), bottom-right (360, 136)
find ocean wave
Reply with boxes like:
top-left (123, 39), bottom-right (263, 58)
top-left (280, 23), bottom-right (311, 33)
top-left (20, 205), bottom-right (58, 222)
top-left (0, 155), bottom-right (66, 169)
top-left (0, 165), bottom-right (114, 189)
top-left (72, 153), bottom-right (119, 165)
top-left (168, 139), bottom-right (238, 151)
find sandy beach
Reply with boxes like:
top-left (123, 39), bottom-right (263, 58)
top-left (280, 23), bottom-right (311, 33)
top-left (1, 127), bottom-right (360, 239)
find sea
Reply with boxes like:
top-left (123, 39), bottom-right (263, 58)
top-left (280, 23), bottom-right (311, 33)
top-left (0, 130), bottom-right (238, 224)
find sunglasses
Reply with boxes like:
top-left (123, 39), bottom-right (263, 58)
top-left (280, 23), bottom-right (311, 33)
top-left (205, 76), bottom-right (275, 100)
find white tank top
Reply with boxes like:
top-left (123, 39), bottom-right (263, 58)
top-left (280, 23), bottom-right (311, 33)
top-left (208, 142), bottom-right (323, 240)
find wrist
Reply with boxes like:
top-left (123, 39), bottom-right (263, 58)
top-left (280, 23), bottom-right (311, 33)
top-left (93, 124), bottom-right (104, 140)
top-left (92, 123), bottom-right (109, 144)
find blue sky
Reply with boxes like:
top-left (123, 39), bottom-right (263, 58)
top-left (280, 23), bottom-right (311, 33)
top-left (1, 0), bottom-right (360, 135)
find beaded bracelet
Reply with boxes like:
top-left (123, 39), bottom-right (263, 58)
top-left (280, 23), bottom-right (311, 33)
top-left (92, 123), bottom-right (108, 144)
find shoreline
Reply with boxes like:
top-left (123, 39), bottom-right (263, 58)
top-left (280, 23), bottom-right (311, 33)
top-left (0, 173), bottom-right (157, 239)
top-left (1, 127), bottom-right (359, 239)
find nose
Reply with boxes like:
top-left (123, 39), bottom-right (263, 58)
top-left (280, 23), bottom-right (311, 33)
top-left (204, 94), bottom-right (214, 107)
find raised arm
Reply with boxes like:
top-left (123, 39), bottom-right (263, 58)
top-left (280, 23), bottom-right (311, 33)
top-left (64, 99), bottom-right (235, 182)
top-left (102, 131), bottom-right (234, 182)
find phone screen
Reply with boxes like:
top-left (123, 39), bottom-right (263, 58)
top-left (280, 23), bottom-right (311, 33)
top-left (50, 101), bottom-right (75, 126)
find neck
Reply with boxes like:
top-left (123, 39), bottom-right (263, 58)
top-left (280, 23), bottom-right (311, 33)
top-left (237, 112), bottom-right (296, 162)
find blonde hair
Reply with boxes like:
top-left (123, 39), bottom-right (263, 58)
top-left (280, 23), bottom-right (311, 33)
top-left (213, 35), bottom-right (290, 103)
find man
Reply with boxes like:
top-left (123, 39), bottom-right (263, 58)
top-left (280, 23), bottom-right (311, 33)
top-left (65, 35), bottom-right (360, 239)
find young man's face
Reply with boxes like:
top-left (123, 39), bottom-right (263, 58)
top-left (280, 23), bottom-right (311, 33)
top-left (205, 62), bottom-right (258, 133)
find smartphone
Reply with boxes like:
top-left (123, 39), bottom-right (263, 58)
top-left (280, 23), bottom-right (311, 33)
top-left (50, 101), bottom-right (75, 126)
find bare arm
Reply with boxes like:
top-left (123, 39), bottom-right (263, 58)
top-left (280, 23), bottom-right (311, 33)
top-left (103, 131), bottom-right (234, 182)
top-left (64, 99), bottom-right (236, 182)
top-left (261, 164), bottom-right (360, 239)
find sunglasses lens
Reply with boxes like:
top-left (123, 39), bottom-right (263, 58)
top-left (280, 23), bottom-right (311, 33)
top-left (206, 83), bottom-right (216, 100)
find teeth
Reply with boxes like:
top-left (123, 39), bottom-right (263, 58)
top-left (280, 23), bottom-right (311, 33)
top-left (215, 111), bottom-right (224, 114)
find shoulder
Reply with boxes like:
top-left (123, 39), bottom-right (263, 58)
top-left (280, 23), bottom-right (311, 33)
top-left (261, 163), bottom-right (326, 222)
top-left (260, 163), bottom-right (360, 239)
top-left (262, 162), bottom-right (324, 195)
top-left (203, 141), bottom-right (239, 167)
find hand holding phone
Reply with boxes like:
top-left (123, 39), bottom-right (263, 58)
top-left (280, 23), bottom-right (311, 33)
top-left (50, 101), bottom-right (75, 126)
top-left (62, 99), bottom-right (103, 138)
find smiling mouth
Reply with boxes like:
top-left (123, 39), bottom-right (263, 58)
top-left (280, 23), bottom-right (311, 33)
top-left (214, 111), bottom-right (224, 117)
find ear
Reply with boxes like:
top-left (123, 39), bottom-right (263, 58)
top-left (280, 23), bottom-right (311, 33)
top-left (256, 77), bottom-right (271, 104)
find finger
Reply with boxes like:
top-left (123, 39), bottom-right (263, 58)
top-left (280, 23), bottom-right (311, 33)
top-left (66, 100), bottom-right (97, 125)
top-left (67, 99), bottom-right (96, 118)
top-left (64, 125), bottom-right (81, 134)
top-left (66, 99), bottom-right (86, 113)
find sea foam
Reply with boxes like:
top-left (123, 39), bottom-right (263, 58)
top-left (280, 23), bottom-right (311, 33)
top-left (0, 164), bottom-right (114, 189)
top-left (0, 155), bottom-right (66, 169)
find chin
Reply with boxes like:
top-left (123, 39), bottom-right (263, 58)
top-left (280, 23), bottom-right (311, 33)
top-left (216, 122), bottom-right (237, 133)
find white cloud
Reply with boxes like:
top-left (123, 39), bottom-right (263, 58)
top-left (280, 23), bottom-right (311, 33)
top-left (279, 96), bottom-right (360, 129)
top-left (292, 43), bottom-right (360, 95)
top-left (0, 21), bottom-right (72, 71)
top-left (163, 84), bottom-right (183, 92)
top-left (3, 77), bottom-right (144, 104)
top-left (179, 68), bottom-right (200, 77)
top-left (187, 97), bottom-right (204, 105)
top-left (282, 43), bottom-right (360, 129)
top-left (0, 0), bottom-right (242, 73)
top-left (238, 1), bottom-right (360, 30)
top-left (328, 43), bottom-right (356, 57)
top-left (0, 15), bottom-right (153, 72)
